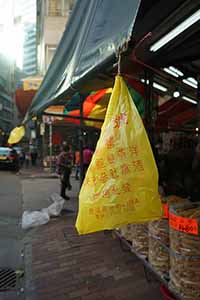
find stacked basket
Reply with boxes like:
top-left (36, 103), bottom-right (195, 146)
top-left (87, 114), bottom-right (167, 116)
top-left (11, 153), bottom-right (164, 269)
top-left (169, 203), bottom-right (200, 300)
top-left (119, 223), bottom-right (148, 257)
top-left (148, 196), bottom-right (188, 276)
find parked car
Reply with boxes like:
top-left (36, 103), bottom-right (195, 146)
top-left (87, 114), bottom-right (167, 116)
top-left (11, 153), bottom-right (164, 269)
top-left (13, 146), bottom-right (22, 155)
top-left (0, 147), bottom-right (19, 170)
top-left (13, 146), bottom-right (25, 166)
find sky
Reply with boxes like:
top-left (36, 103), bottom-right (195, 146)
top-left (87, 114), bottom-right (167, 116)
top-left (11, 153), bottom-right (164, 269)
top-left (0, 0), bottom-right (24, 68)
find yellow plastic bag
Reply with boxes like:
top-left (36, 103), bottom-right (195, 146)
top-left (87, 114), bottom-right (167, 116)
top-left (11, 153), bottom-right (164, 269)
top-left (8, 126), bottom-right (25, 144)
top-left (76, 76), bottom-right (162, 234)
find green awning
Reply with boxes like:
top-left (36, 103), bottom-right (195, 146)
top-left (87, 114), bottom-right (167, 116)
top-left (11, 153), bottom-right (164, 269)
top-left (24, 0), bottom-right (141, 122)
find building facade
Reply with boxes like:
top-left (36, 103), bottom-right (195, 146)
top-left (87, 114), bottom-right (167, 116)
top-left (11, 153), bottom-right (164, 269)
top-left (0, 55), bottom-right (15, 138)
top-left (0, 0), bottom-right (16, 142)
top-left (37, 0), bottom-right (74, 75)
top-left (14, 0), bottom-right (37, 76)
top-left (36, 0), bottom-right (74, 160)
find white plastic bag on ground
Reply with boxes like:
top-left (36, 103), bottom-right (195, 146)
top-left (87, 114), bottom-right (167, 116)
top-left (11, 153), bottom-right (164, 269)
top-left (22, 210), bottom-right (50, 230)
top-left (50, 193), bottom-right (65, 203)
top-left (44, 199), bottom-right (65, 217)
top-left (43, 193), bottom-right (65, 216)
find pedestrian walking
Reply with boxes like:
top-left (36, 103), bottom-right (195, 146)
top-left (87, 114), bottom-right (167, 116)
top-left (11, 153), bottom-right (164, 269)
top-left (83, 145), bottom-right (93, 179)
top-left (30, 145), bottom-right (38, 166)
top-left (56, 145), bottom-right (72, 200)
top-left (19, 150), bottom-right (25, 168)
top-left (75, 150), bottom-right (80, 180)
top-left (25, 152), bottom-right (31, 167)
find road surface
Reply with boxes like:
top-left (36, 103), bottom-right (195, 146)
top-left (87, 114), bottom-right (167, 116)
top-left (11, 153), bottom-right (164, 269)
top-left (0, 171), bottom-right (22, 221)
top-left (0, 171), bottom-right (24, 299)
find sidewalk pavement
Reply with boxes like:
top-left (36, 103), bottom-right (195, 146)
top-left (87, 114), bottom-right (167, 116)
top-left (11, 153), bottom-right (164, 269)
top-left (21, 170), bottom-right (162, 300)
top-left (31, 216), bottom-right (162, 300)
top-left (20, 166), bottom-right (59, 179)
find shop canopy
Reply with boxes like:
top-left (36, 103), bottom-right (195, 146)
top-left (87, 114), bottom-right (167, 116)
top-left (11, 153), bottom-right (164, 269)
top-left (43, 77), bottom-right (149, 128)
top-left (24, 0), bottom-right (141, 123)
top-left (44, 77), bottom-right (197, 130)
top-left (24, 0), bottom-right (200, 128)
top-left (44, 83), bottom-right (197, 130)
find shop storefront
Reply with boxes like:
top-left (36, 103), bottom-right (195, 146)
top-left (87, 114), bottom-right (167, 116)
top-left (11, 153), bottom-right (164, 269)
top-left (14, 1), bottom-right (200, 299)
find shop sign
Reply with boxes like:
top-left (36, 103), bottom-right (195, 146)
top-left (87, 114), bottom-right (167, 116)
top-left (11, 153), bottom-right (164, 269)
top-left (163, 204), bottom-right (169, 219)
top-left (42, 115), bottom-right (55, 124)
top-left (169, 212), bottom-right (198, 235)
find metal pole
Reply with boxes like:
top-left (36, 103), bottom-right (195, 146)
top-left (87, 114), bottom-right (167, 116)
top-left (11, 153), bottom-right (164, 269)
top-left (36, 118), bottom-right (42, 166)
top-left (79, 98), bottom-right (84, 186)
top-left (148, 71), bottom-right (154, 143)
top-left (197, 75), bottom-right (200, 140)
top-left (144, 70), bottom-right (150, 128)
top-left (49, 122), bottom-right (53, 173)
top-left (42, 127), bottom-right (45, 166)
top-left (43, 112), bottom-right (104, 123)
top-left (144, 70), bottom-right (155, 151)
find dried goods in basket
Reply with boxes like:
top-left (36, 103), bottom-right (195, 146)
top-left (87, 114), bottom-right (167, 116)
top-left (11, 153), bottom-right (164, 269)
top-left (149, 220), bottom-right (169, 276)
top-left (132, 224), bottom-right (148, 257)
top-left (148, 196), bottom-right (187, 276)
top-left (119, 224), bottom-right (135, 241)
top-left (169, 202), bottom-right (200, 300)
top-left (119, 223), bottom-right (148, 256)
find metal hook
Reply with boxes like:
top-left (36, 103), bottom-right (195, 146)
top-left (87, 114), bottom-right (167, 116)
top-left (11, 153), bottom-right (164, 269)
top-left (117, 52), bottom-right (122, 75)
top-left (117, 41), bottom-right (129, 76)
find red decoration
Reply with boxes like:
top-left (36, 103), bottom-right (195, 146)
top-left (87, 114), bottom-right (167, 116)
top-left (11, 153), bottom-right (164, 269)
top-left (52, 131), bottom-right (62, 145)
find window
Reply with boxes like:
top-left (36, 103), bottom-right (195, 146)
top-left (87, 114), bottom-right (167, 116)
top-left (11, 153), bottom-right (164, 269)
top-left (47, 0), bottom-right (74, 17)
top-left (46, 46), bottom-right (56, 70)
top-left (58, 0), bottom-right (73, 16)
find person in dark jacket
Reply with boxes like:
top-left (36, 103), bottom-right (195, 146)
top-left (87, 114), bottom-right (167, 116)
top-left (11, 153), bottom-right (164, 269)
top-left (56, 145), bottom-right (72, 200)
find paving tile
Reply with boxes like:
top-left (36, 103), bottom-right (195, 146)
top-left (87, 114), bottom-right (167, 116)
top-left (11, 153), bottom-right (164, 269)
top-left (30, 178), bottom-right (162, 300)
